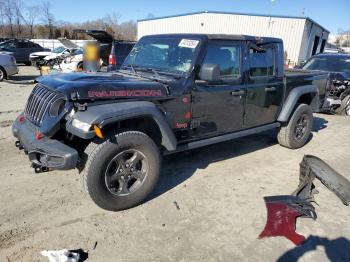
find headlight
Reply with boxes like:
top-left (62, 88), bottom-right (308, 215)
top-left (72, 119), bottom-right (91, 132)
top-left (49, 98), bottom-right (65, 117)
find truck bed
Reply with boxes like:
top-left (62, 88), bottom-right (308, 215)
top-left (285, 69), bottom-right (329, 101)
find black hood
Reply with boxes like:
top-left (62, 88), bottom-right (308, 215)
top-left (36, 72), bottom-right (169, 101)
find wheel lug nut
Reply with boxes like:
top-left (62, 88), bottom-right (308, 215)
top-left (130, 168), bottom-right (134, 172)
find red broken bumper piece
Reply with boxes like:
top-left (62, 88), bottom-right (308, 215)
top-left (259, 196), bottom-right (316, 245)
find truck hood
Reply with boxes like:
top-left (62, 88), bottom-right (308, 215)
top-left (36, 72), bottom-right (169, 100)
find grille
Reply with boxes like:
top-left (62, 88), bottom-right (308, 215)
top-left (24, 85), bottom-right (63, 126)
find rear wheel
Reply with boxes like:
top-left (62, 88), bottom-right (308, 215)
top-left (277, 104), bottom-right (313, 149)
top-left (82, 131), bottom-right (161, 211)
top-left (0, 67), bottom-right (6, 81)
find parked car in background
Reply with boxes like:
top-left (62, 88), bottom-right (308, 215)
top-left (300, 53), bottom-right (350, 115)
top-left (54, 49), bottom-right (104, 73)
top-left (30, 46), bottom-right (80, 68)
top-left (30, 38), bottom-right (82, 69)
top-left (301, 53), bottom-right (350, 80)
top-left (0, 39), bottom-right (49, 65)
top-left (0, 54), bottom-right (18, 81)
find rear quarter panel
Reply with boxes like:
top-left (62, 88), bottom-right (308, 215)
top-left (285, 69), bottom-right (328, 102)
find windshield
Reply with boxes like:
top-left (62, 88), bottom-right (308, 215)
top-left (303, 56), bottom-right (350, 74)
top-left (122, 37), bottom-right (201, 74)
top-left (52, 46), bottom-right (66, 53)
top-left (0, 41), bottom-right (16, 49)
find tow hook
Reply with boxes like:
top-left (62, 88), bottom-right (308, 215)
top-left (15, 140), bottom-right (23, 150)
top-left (31, 163), bottom-right (50, 174)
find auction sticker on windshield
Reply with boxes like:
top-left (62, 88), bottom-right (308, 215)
top-left (179, 39), bottom-right (199, 49)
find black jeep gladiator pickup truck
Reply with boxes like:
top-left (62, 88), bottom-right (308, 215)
top-left (12, 34), bottom-right (328, 211)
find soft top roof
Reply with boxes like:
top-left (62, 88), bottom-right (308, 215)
top-left (141, 33), bottom-right (283, 44)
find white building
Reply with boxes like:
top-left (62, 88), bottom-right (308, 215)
top-left (138, 11), bottom-right (330, 65)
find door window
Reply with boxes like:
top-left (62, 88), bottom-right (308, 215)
top-left (18, 42), bottom-right (30, 48)
top-left (249, 46), bottom-right (276, 77)
top-left (203, 43), bottom-right (241, 79)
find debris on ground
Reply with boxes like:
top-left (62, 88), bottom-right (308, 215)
top-left (173, 201), bottom-right (180, 210)
top-left (40, 249), bottom-right (88, 262)
top-left (259, 155), bottom-right (350, 245)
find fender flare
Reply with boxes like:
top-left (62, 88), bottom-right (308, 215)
top-left (277, 85), bottom-right (319, 122)
top-left (68, 101), bottom-right (177, 151)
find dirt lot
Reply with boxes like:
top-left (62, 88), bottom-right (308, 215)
top-left (0, 66), bottom-right (349, 262)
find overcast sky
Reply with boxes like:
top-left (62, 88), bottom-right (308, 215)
top-left (24, 0), bottom-right (349, 34)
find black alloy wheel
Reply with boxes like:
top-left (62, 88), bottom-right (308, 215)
top-left (105, 149), bottom-right (149, 196)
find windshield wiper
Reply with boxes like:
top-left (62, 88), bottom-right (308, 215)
top-left (139, 67), bottom-right (160, 79)
top-left (121, 64), bottom-right (138, 75)
top-left (137, 67), bottom-right (182, 80)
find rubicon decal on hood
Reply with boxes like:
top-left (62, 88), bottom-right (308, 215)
top-left (88, 90), bottom-right (163, 98)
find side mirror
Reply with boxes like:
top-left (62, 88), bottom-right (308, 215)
top-left (199, 63), bottom-right (220, 82)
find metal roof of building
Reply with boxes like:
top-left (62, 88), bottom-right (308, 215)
top-left (138, 11), bottom-right (330, 33)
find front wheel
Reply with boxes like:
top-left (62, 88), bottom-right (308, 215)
top-left (277, 104), bottom-right (313, 149)
top-left (82, 131), bottom-right (161, 211)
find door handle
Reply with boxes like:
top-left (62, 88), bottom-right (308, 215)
top-left (265, 86), bottom-right (277, 92)
top-left (231, 90), bottom-right (245, 96)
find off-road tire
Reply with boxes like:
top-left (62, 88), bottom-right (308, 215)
top-left (82, 131), bottom-right (161, 211)
top-left (277, 104), bottom-right (313, 149)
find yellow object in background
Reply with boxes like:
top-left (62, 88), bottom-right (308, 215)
top-left (84, 41), bottom-right (100, 72)
top-left (84, 43), bottom-right (100, 61)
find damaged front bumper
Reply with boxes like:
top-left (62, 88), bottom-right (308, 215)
top-left (12, 115), bottom-right (78, 170)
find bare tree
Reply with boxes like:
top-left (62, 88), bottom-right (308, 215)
top-left (40, 0), bottom-right (54, 38)
top-left (13, 0), bottom-right (23, 36)
top-left (0, 6), bottom-right (137, 40)
top-left (3, 0), bottom-right (14, 37)
top-left (0, 0), bottom-right (5, 36)
top-left (23, 5), bottom-right (39, 38)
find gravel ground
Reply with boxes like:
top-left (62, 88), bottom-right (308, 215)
top-left (0, 66), bottom-right (349, 262)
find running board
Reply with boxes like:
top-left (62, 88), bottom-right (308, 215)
top-left (166, 122), bottom-right (280, 155)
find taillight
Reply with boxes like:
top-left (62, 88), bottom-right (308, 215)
top-left (11, 56), bottom-right (16, 64)
top-left (109, 54), bottom-right (116, 65)
top-left (109, 43), bottom-right (116, 66)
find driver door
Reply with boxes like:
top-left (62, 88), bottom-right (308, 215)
top-left (191, 40), bottom-right (246, 138)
